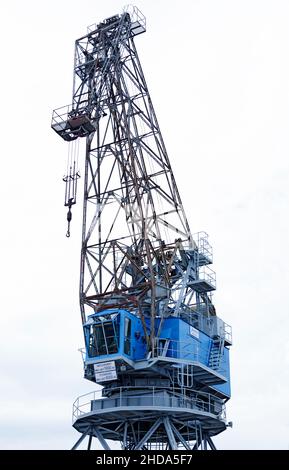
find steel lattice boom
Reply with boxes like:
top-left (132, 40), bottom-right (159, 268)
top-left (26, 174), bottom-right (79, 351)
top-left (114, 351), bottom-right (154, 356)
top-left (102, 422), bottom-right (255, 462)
top-left (52, 6), bottom-right (232, 451)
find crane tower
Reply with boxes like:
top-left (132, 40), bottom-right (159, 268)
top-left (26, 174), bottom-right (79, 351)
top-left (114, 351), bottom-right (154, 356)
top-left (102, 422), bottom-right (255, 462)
top-left (51, 6), bottom-right (232, 450)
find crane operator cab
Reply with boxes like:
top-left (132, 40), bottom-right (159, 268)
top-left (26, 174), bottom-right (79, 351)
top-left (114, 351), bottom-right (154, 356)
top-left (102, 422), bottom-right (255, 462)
top-left (82, 307), bottom-right (231, 400)
top-left (83, 309), bottom-right (147, 382)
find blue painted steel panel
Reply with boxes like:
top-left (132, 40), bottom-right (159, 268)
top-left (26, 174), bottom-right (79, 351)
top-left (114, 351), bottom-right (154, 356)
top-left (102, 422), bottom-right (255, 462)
top-left (83, 309), bottom-right (231, 397)
top-left (210, 347), bottom-right (231, 398)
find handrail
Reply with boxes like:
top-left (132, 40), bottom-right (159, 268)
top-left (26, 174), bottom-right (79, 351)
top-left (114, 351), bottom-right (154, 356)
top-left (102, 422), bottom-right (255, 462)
top-left (197, 265), bottom-right (216, 287)
top-left (181, 309), bottom-right (232, 345)
top-left (153, 337), bottom-right (225, 372)
top-left (79, 335), bottom-right (226, 372)
top-left (192, 231), bottom-right (213, 261)
top-left (72, 385), bottom-right (226, 423)
top-left (154, 336), bottom-right (206, 359)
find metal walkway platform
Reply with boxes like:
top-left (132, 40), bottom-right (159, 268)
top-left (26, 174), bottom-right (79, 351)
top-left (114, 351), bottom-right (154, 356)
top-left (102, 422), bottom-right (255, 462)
top-left (73, 387), bottom-right (227, 442)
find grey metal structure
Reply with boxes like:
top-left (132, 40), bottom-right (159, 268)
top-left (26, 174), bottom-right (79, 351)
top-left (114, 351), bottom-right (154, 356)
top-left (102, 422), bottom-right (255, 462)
top-left (51, 6), bottom-right (232, 450)
top-left (71, 386), bottom-right (225, 450)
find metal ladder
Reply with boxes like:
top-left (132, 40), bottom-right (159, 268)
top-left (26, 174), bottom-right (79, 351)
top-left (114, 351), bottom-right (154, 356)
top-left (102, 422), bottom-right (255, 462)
top-left (208, 338), bottom-right (224, 370)
top-left (177, 364), bottom-right (194, 388)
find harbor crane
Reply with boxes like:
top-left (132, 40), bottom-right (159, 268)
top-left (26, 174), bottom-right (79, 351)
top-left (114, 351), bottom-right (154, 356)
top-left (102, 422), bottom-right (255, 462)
top-left (51, 6), bottom-right (232, 450)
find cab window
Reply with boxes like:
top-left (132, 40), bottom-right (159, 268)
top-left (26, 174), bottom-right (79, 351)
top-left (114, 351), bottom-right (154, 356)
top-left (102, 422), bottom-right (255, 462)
top-left (124, 317), bottom-right (131, 355)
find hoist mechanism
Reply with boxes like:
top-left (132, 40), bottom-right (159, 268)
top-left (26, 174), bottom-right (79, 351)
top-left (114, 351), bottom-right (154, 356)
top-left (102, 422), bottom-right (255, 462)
top-left (62, 140), bottom-right (81, 237)
top-left (51, 5), bottom-right (232, 451)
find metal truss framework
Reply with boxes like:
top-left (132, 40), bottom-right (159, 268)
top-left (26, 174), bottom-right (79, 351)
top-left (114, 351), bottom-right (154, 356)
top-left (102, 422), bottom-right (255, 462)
top-left (51, 6), bottom-right (229, 452)
top-left (55, 7), bottom-right (215, 355)
top-left (51, 8), bottom-right (218, 353)
top-left (71, 418), bottom-right (217, 451)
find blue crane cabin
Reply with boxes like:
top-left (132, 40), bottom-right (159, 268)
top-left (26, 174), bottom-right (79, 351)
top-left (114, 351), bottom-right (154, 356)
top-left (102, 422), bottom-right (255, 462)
top-left (83, 308), bottom-right (231, 399)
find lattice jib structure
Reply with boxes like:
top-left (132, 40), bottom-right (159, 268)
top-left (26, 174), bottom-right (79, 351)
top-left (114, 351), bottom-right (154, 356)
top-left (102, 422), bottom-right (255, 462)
top-left (51, 6), bottom-right (232, 450)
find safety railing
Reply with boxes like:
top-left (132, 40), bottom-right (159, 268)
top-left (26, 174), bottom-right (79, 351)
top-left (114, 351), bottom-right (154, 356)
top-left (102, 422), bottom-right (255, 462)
top-left (78, 347), bottom-right (86, 364)
top-left (78, 336), bottom-right (226, 373)
top-left (153, 337), bottom-right (226, 378)
top-left (51, 104), bottom-right (72, 131)
top-left (223, 322), bottom-right (233, 344)
top-left (123, 4), bottom-right (146, 36)
top-left (192, 231), bottom-right (213, 264)
top-left (72, 386), bottom-right (226, 423)
top-left (87, 6), bottom-right (146, 36)
top-left (197, 266), bottom-right (216, 289)
top-left (51, 95), bottom-right (91, 129)
top-left (181, 308), bottom-right (232, 345)
top-left (154, 337), bottom-right (211, 366)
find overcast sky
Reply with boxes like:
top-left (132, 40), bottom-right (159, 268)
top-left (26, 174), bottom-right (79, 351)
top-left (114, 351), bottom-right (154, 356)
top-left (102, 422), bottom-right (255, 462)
top-left (0, 0), bottom-right (289, 449)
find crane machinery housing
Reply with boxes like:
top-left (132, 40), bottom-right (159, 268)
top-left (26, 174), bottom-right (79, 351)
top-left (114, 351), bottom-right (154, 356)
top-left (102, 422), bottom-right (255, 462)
top-left (51, 5), bottom-right (232, 451)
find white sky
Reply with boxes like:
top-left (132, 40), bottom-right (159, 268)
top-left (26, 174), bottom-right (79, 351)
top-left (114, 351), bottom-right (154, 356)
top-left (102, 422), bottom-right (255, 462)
top-left (0, 0), bottom-right (289, 449)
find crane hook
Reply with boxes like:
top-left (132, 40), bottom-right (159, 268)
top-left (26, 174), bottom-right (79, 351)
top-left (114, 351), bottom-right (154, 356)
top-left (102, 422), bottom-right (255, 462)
top-left (66, 204), bottom-right (73, 238)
